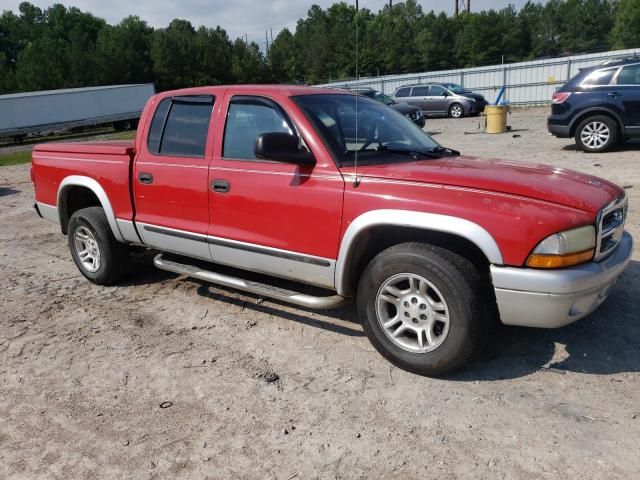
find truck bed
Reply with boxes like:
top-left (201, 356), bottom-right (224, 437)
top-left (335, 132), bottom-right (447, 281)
top-left (32, 140), bottom-right (137, 230)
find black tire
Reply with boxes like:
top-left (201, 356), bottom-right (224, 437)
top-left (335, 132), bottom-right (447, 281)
top-left (574, 115), bottom-right (619, 153)
top-left (357, 243), bottom-right (488, 376)
top-left (67, 207), bottom-right (128, 285)
top-left (448, 103), bottom-right (464, 119)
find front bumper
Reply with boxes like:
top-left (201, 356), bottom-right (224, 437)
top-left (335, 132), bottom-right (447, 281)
top-left (414, 117), bottom-right (426, 128)
top-left (468, 101), bottom-right (488, 114)
top-left (490, 231), bottom-right (633, 328)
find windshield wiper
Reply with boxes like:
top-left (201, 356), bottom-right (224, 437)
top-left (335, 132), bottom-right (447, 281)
top-left (429, 146), bottom-right (461, 156)
top-left (374, 145), bottom-right (441, 159)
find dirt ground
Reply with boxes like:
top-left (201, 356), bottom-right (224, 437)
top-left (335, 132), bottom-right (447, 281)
top-left (1, 107), bottom-right (639, 479)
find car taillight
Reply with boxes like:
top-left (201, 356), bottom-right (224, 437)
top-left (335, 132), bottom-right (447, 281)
top-left (552, 92), bottom-right (571, 104)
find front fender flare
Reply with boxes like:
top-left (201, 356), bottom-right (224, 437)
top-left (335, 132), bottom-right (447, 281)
top-left (334, 209), bottom-right (503, 296)
top-left (57, 175), bottom-right (124, 242)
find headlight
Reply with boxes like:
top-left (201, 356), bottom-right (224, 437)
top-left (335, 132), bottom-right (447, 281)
top-left (526, 225), bottom-right (596, 268)
top-left (466, 97), bottom-right (476, 102)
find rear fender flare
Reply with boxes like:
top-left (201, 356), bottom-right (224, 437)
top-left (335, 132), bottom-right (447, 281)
top-left (334, 209), bottom-right (503, 296)
top-left (57, 175), bottom-right (124, 242)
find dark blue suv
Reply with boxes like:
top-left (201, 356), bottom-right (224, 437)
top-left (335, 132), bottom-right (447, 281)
top-left (548, 57), bottom-right (640, 152)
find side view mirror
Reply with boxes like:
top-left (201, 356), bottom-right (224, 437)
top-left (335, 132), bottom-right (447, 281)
top-left (255, 132), bottom-right (316, 166)
top-left (442, 92), bottom-right (449, 97)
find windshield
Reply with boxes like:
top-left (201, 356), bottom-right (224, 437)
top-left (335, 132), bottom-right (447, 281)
top-left (442, 83), bottom-right (469, 94)
top-left (362, 91), bottom-right (394, 106)
top-left (293, 94), bottom-right (442, 165)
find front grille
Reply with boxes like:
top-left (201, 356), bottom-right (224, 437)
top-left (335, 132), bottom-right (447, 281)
top-left (595, 195), bottom-right (627, 260)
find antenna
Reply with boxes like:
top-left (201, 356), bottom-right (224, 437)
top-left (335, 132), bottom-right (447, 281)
top-left (353, 1), bottom-right (360, 187)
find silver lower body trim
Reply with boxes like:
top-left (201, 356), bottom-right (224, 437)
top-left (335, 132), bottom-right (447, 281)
top-left (137, 222), bottom-right (212, 261)
top-left (36, 202), bottom-right (59, 225)
top-left (116, 219), bottom-right (142, 244)
top-left (491, 231), bottom-right (633, 328)
top-left (154, 254), bottom-right (348, 310)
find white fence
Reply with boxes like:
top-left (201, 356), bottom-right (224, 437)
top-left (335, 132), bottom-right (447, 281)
top-left (318, 48), bottom-right (640, 106)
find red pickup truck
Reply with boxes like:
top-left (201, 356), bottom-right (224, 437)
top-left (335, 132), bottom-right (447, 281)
top-left (31, 85), bottom-right (632, 375)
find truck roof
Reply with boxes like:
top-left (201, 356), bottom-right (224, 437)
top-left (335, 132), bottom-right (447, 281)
top-left (158, 84), bottom-right (350, 98)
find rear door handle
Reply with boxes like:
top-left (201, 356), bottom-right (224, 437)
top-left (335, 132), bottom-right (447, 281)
top-left (607, 92), bottom-right (621, 98)
top-left (138, 172), bottom-right (153, 184)
top-left (211, 179), bottom-right (230, 193)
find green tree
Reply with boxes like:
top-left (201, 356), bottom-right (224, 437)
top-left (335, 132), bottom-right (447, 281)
top-left (231, 39), bottom-right (268, 83)
top-left (268, 28), bottom-right (301, 82)
top-left (151, 19), bottom-right (197, 90)
top-left (610, 0), bottom-right (640, 48)
top-left (96, 16), bottom-right (153, 85)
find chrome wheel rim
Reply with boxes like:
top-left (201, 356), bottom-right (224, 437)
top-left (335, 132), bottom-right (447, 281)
top-left (451, 105), bottom-right (463, 118)
top-left (581, 121), bottom-right (610, 149)
top-left (73, 226), bottom-right (101, 273)
top-left (375, 273), bottom-right (451, 353)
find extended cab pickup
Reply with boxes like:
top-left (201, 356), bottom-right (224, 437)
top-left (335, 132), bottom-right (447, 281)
top-left (31, 85), bottom-right (633, 375)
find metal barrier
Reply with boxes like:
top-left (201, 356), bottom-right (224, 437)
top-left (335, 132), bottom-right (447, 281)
top-left (317, 48), bottom-right (640, 106)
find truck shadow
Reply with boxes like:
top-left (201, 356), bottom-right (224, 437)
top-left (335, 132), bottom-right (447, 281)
top-left (562, 138), bottom-right (640, 152)
top-left (0, 187), bottom-right (19, 198)
top-left (452, 259), bottom-right (640, 381)
top-left (128, 251), bottom-right (640, 377)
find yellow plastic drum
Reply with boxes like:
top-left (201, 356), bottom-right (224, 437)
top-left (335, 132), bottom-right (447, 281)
top-left (484, 105), bottom-right (508, 134)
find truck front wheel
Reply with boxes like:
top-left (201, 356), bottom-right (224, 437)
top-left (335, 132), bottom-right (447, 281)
top-left (357, 243), bottom-right (488, 376)
top-left (67, 207), bottom-right (128, 285)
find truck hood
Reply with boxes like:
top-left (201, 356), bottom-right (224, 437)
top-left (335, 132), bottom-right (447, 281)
top-left (351, 156), bottom-right (623, 214)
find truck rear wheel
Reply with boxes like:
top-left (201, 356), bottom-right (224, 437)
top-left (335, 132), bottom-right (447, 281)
top-left (67, 207), bottom-right (128, 285)
top-left (357, 243), bottom-right (487, 376)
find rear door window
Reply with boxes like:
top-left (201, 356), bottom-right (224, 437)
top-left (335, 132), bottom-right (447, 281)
top-left (616, 64), bottom-right (640, 85)
top-left (395, 87), bottom-right (411, 98)
top-left (411, 86), bottom-right (429, 97)
top-left (147, 95), bottom-right (215, 158)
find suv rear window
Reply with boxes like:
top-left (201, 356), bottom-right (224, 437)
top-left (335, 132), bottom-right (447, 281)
top-left (582, 68), bottom-right (616, 86)
top-left (147, 96), bottom-right (215, 158)
top-left (395, 87), bottom-right (411, 97)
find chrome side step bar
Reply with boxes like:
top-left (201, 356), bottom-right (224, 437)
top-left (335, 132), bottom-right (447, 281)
top-left (153, 254), bottom-right (349, 310)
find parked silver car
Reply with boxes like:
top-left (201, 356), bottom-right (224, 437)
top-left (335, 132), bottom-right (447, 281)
top-left (392, 83), bottom-right (488, 118)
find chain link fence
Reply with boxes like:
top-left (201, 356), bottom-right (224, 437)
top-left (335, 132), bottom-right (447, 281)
top-left (318, 48), bottom-right (640, 106)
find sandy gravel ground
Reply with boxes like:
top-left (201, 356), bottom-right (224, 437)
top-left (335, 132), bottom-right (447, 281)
top-left (1, 107), bottom-right (639, 479)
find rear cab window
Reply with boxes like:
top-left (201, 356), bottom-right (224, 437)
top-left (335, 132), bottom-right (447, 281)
top-left (147, 95), bottom-right (215, 157)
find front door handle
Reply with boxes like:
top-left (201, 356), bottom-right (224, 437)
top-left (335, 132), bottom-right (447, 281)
top-left (211, 179), bottom-right (230, 193)
top-left (138, 172), bottom-right (153, 184)
top-left (607, 92), bottom-right (621, 98)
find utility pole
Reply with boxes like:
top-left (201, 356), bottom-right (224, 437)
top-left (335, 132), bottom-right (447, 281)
top-left (389, 1), bottom-right (392, 6)
top-left (355, 0), bottom-right (358, 11)
top-left (265, 30), bottom-right (269, 54)
top-left (454, 0), bottom-right (471, 15)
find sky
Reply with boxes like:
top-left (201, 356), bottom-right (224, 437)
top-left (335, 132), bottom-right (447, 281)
top-left (0, 0), bottom-right (544, 45)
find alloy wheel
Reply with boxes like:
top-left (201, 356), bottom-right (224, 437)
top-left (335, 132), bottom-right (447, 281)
top-left (375, 273), bottom-right (451, 353)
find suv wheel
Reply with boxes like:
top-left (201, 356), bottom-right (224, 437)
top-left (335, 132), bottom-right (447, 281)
top-left (68, 207), bottom-right (129, 285)
top-left (449, 103), bottom-right (464, 119)
top-left (575, 115), bottom-right (618, 153)
top-left (357, 243), bottom-right (488, 376)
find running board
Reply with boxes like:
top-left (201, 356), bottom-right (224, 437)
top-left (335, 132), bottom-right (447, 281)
top-left (153, 254), bottom-right (349, 310)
